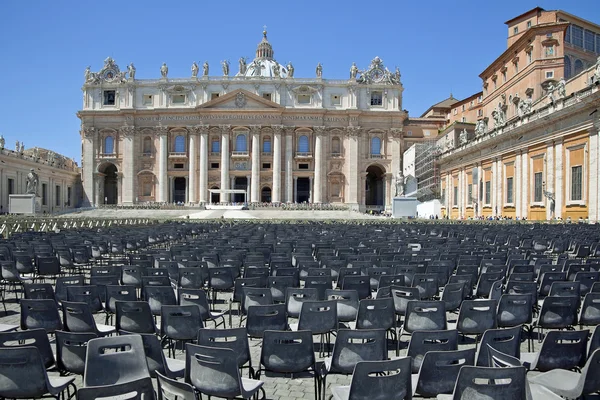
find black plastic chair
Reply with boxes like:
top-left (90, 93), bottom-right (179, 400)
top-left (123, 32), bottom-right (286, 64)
top-left (160, 304), bottom-right (204, 357)
top-left (520, 329), bottom-right (589, 372)
top-left (156, 370), bottom-right (200, 400)
top-left (475, 325), bottom-right (522, 367)
top-left (290, 300), bottom-right (337, 356)
top-left (246, 303), bottom-right (287, 338)
top-left (354, 297), bottom-right (398, 355)
top-left (115, 300), bottom-right (158, 334)
top-left (0, 328), bottom-right (56, 370)
top-left (119, 331), bottom-right (185, 379)
top-left (178, 287), bottom-right (226, 328)
top-left (61, 300), bottom-right (116, 336)
top-left (401, 300), bottom-right (447, 337)
top-left (144, 285), bottom-right (177, 316)
top-left (55, 330), bottom-right (97, 375)
top-left (196, 327), bottom-right (254, 378)
top-left (20, 298), bottom-right (63, 333)
top-left (412, 348), bottom-right (476, 398)
top-left (443, 366), bottom-right (528, 399)
top-left (406, 329), bottom-right (458, 373)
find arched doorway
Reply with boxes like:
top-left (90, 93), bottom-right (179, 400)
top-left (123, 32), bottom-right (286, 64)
top-left (261, 187), bottom-right (272, 203)
top-left (233, 177), bottom-right (248, 203)
top-left (173, 177), bottom-right (186, 204)
top-left (365, 165), bottom-right (385, 207)
top-left (101, 163), bottom-right (118, 205)
top-left (210, 186), bottom-right (220, 204)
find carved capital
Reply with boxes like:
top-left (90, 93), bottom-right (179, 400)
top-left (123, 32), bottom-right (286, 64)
top-left (249, 125), bottom-right (261, 136)
top-left (190, 124), bottom-right (209, 135)
top-left (82, 126), bottom-right (96, 138)
top-left (313, 126), bottom-right (326, 136)
top-left (284, 126), bottom-right (295, 136)
top-left (390, 128), bottom-right (403, 139)
top-left (219, 124), bottom-right (231, 135)
top-left (271, 125), bottom-right (284, 135)
top-left (156, 126), bottom-right (169, 136)
top-left (119, 126), bottom-right (135, 137)
top-left (346, 126), bottom-right (362, 137)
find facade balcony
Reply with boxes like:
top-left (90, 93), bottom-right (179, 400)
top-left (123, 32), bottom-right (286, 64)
top-left (210, 152), bottom-right (220, 157)
top-left (169, 152), bottom-right (187, 158)
top-left (331, 152), bottom-right (343, 158)
top-left (261, 152), bottom-right (272, 157)
top-left (99, 152), bottom-right (117, 159)
top-left (231, 151), bottom-right (250, 158)
top-left (295, 152), bottom-right (312, 159)
top-left (369, 153), bottom-right (384, 159)
top-left (141, 152), bottom-right (153, 158)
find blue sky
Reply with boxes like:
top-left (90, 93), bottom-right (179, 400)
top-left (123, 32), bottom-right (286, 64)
top-left (1, 0), bottom-right (598, 164)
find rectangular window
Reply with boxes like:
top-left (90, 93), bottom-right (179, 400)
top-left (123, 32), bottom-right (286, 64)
top-left (565, 25), bottom-right (571, 43)
top-left (527, 51), bottom-right (532, 64)
top-left (143, 94), bottom-right (153, 106)
top-left (297, 94), bottom-right (311, 104)
top-left (493, 80), bottom-right (497, 90)
top-left (210, 162), bottom-right (219, 169)
top-left (485, 181), bottom-right (491, 204)
top-left (370, 91), bottom-right (383, 106)
top-left (572, 25), bottom-right (583, 48)
top-left (468, 184), bottom-right (473, 204)
top-left (67, 187), bottom-right (72, 206)
top-left (502, 71), bottom-right (507, 83)
top-left (453, 186), bottom-right (458, 206)
top-left (103, 90), bottom-right (116, 105)
top-left (571, 165), bottom-right (583, 201)
top-left (545, 71), bottom-right (554, 79)
top-left (211, 140), bottom-right (220, 153)
top-left (584, 30), bottom-right (595, 52)
top-left (596, 33), bottom-right (600, 54)
top-left (534, 172), bottom-right (543, 202)
top-left (262, 93), bottom-right (272, 101)
top-left (55, 185), bottom-right (61, 207)
top-left (478, 109), bottom-right (483, 117)
top-left (298, 163), bottom-right (309, 170)
top-left (143, 182), bottom-right (152, 196)
top-left (506, 177), bottom-right (514, 204)
top-left (262, 163), bottom-right (271, 169)
top-left (527, 21), bottom-right (532, 29)
top-left (441, 188), bottom-right (446, 204)
top-left (513, 26), bottom-right (518, 35)
top-left (545, 46), bottom-right (554, 57)
top-left (263, 139), bottom-right (272, 153)
top-left (478, 95), bottom-right (483, 103)
top-left (211, 93), bottom-right (220, 100)
top-left (453, 109), bottom-right (457, 115)
top-left (41, 183), bottom-right (47, 205)
top-left (514, 61), bottom-right (519, 74)
top-left (331, 94), bottom-right (341, 106)
top-left (172, 94), bottom-right (185, 104)
top-left (462, 104), bottom-right (465, 112)
top-left (174, 163), bottom-right (184, 169)
top-left (461, 117), bottom-right (466, 122)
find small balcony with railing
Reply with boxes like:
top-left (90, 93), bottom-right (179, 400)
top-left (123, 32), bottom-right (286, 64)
top-left (169, 152), bottom-right (187, 159)
top-left (231, 151), bottom-right (250, 159)
top-left (295, 152), bottom-right (313, 159)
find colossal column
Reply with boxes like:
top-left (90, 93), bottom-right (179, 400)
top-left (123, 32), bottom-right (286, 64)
top-left (157, 126), bottom-right (169, 203)
top-left (313, 126), bottom-right (325, 203)
top-left (284, 126), bottom-right (295, 203)
top-left (272, 125), bottom-right (283, 203)
top-left (188, 128), bottom-right (197, 203)
top-left (346, 126), bottom-right (361, 209)
top-left (198, 125), bottom-right (209, 204)
top-left (554, 139), bottom-right (563, 219)
top-left (589, 123), bottom-right (600, 222)
top-left (250, 125), bottom-right (261, 203)
top-left (81, 126), bottom-right (96, 207)
top-left (220, 125), bottom-right (230, 203)
top-left (545, 141), bottom-right (554, 220)
top-left (120, 126), bottom-right (136, 204)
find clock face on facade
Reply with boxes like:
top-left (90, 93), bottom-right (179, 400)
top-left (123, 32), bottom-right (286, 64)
top-left (370, 68), bottom-right (384, 82)
top-left (103, 69), bottom-right (117, 81)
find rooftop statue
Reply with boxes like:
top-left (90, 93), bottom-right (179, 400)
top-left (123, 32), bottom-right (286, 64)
top-left (202, 61), bottom-right (209, 76)
top-left (160, 63), bottom-right (168, 78)
top-left (594, 56), bottom-right (600, 82)
top-left (15, 140), bottom-right (19, 152)
top-left (557, 77), bottom-right (566, 98)
top-left (286, 62), bottom-right (294, 78)
top-left (239, 57), bottom-right (247, 75)
top-left (459, 129), bottom-right (468, 146)
top-left (350, 62), bottom-right (358, 79)
top-left (222, 60), bottom-right (230, 76)
top-left (0, 135), bottom-right (4, 150)
top-left (127, 63), bottom-right (136, 80)
top-left (26, 168), bottom-right (39, 196)
top-left (191, 61), bottom-right (199, 77)
top-left (273, 62), bottom-right (280, 77)
top-left (316, 62), bottom-right (322, 78)
top-left (394, 170), bottom-right (405, 197)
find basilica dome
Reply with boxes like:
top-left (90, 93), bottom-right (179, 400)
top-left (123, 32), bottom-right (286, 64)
top-left (236, 30), bottom-right (290, 78)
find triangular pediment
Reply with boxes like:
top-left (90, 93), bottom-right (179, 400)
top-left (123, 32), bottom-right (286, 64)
top-left (198, 89), bottom-right (283, 110)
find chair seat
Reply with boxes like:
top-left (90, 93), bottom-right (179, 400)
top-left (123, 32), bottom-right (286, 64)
top-left (0, 324), bottom-right (18, 332)
top-left (47, 375), bottom-right (77, 396)
top-left (527, 381), bottom-right (565, 400)
top-left (240, 377), bottom-right (264, 395)
top-left (331, 385), bottom-right (350, 400)
top-left (520, 352), bottom-right (537, 370)
top-left (527, 369), bottom-right (581, 397)
top-left (411, 374), bottom-right (419, 395)
top-left (96, 324), bottom-right (117, 335)
top-left (165, 357), bottom-right (185, 377)
top-left (289, 323), bottom-right (299, 331)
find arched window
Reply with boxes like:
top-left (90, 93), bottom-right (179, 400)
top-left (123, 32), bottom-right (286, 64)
top-left (371, 137), bottom-right (381, 155)
top-left (142, 136), bottom-right (152, 154)
top-left (564, 56), bottom-right (572, 79)
top-left (104, 136), bottom-right (114, 154)
top-left (298, 135), bottom-right (309, 153)
top-left (331, 137), bottom-right (341, 155)
top-left (174, 135), bottom-right (185, 153)
top-left (235, 133), bottom-right (247, 152)
top-left (211, 138), bottom-right (220, 153)
top-left (574, 59), bottom-right (584, 76)
top-left (263, 136), bottom-right (272, 153)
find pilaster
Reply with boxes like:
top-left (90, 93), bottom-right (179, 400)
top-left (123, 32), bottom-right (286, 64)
top-left (313, 126), bottom-right (325, 203)
top-left (157, 126), bottom-right (169, 203)
top-left (272, 125), bottom-right (283, 203)
top-left (589, 123), bottom-right (600, 222)
top-left (284, 126), bottom-right (294, 203)
top-left (120, 126), bottom-right (136, 204)
top-left (555, 139), bottom-right (564, 219)
top-left (220, 125), bottom-right (231, 203)
top-left (250, 125), bottom-right (260, 203)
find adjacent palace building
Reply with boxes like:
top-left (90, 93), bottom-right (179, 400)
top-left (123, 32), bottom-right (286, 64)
top-left (75, 7), bottom-right (600, 221)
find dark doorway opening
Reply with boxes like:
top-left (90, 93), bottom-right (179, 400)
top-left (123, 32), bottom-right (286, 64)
top-left (365, 165), bottom-right (385, 206)
top-left (173, 177), bottom-right (186, 203)
top-left (233, 177), bottom-right (248, 203)
top-left (261, 187), bottom-right (272, 203)
top-left (103, 164), bottom-right (118, 205)
top-left (296, 178), bottom-right (310, 203)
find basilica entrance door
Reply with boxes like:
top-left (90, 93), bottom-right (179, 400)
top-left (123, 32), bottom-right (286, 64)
top-left (103, 163), bottom-right (118, 205)
top-left (173, 177), bottom-right (186, 203)
top-left (365, 165), bottom-right (385, 207)
top-left (296, 178), bottom-right (310, 203)
top-left (234, 177), bottom-right (248, 203)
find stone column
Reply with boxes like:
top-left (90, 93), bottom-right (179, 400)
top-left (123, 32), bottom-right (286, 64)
top-left (250, 125), bottom-right (260, 203)
top-left (119, 126), bottom-right (135, 204)
top-left (346, 126), bottom-right (361, 209)
top-left (491, 158), bottom-right (497, 216)
top-left (589, 124), bottom-right (600, 222)
top-left (521, 150), bottom-right (528, 219)
top-left (157, 127), bottom-right (169, 203)
top-left (458, 168), bottom-right (463, 218)
top-left (313, 126), bottom-right (325, 203)
top-left (545, 141), bottom-right (554, 220)
top-left (293, 176), bottom-right (298, 203)
top-left (246, 174), bottom-right (251, 203)
top-left (81, 126), bottom-right (96, 207)
top-left (188, 129), bottom-right (197, 203)
top-left (309, 176), bottom-right (313, 203)
top-left (220, 125), bottom-right (230, 203)
top-left (272, 125), bottom-right (283, 203)
top-left (515, 153), bottom-right (521, 218)
top-left (198, 125), bottom-right (209, 204)
top-left (94, 174), bottom-right (104, 206)
top-left (284, 127), bottom-right (294, 203)
top-left (554, 139), bottom-right (563, 219)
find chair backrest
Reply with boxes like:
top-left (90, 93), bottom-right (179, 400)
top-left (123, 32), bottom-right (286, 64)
top-left (55, 330), bottom-right (97, 375)
top-left (242, 287), bottom-right (273, 314)
top-left (144, 285), bottom-right (177, 315)
top-left (66, 285), bottom-right (103, 313)
top-left (535, 329), bottom-right (589, 371)
top-left (23, 283), bottom-right (56, 302)
top-left (341, 275), bottom-right (371, 300)
top-left (105, 285), bottom-right (137, 314)
top-left (326, 289), bottom-right (359, 322)
top-left (451, 366), bottom-right (527, 400)
top-left (355, 297), bottom-right (395, 330)
top-left (411, 273), bottom-right (439, 299)
top-left (441, 282), bottom-right (465, 311)
top-left (196, 327), bottom-right (250, 370)
top-left (260, 330), bottom-right (315, 373)
top-left (537, 295), bottom-right (579, 329)
top-left (156, 371), bottom-right (199, 400)
top-left (0, 328), bottom-right (56, 369)
top-left (20, 298), bottom-right (63, 333)
top-left (549, 281), bottom-right (581, 298)
top-left (390, 285), bottom-right (421, 316)
top-left (77, 377), bottom-right (155, 400)
top-left (120, 331), bottom-right (171, 378)
top-left (185, 344), bottom-right (244, 398)
top-left (403, 300), bottom-right (447, 333)
top-left (346, 358), bottom-right (412, 400)
top-left (62, 300), bottom-right (99, 333)
top-left (115, 300), bottom-right (157, 334)
top-left (55, 276), bottom-right (85, 303)
top-left (497, 294), bottom-right (533, 328)
top-left (456, 299), bottom-right (498, 335)
top-left (582, 348), bottom-right (600, 395)
top-left (246, 304), bottom-right (287, 338)
top-left (84, 335), bottom-right (150, 386)
top-left (407, 329), bottom-right (458, 373)
top-left (285, 287), bottom-right (319, 318)
top-left (329, 329), bottom-right (387, 374)
top-left (475, 325), bottom-right (522, 367)
top-left (298, 300), bottom-right (337, 334)
top-left (414, 348), bottom-right (476, 398)
top-left (161, 305), bottom-right (203, 340)
top-left (0, 346), bottom-right (54, 398)
top-left (487, 343), bottom-right (521, 367)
